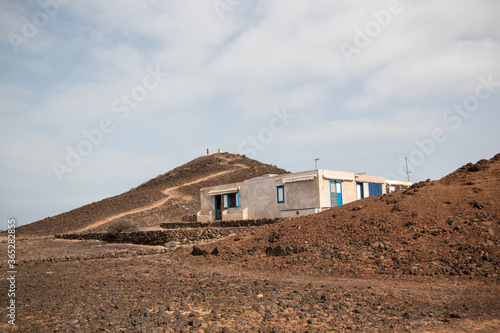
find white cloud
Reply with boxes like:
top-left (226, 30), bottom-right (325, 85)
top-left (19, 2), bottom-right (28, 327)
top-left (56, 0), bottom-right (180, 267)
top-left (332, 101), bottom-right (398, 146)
top-left (346, 46), bottom-right (500, 110)
top-left (274, 108), bottom-right (443, 147)
top-left (1, 0), bottom-right (499, 225)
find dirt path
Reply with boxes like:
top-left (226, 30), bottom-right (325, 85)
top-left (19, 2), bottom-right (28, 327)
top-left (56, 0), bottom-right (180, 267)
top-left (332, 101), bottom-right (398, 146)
top-left (75, 169), bottom-right (245, 233)
top-left (161, 169), bottom-right (245, 198)
top-left (73, 197), bottom-right (170, 233)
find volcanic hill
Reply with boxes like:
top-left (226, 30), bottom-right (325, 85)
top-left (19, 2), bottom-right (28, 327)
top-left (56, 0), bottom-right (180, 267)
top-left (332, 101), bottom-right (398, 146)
top-left (18, 153), bottom-right (289, 236)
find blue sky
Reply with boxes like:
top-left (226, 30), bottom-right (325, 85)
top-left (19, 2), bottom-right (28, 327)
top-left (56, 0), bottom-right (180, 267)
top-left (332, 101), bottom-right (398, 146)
top-left (1, 0), bottom-right (499, 227)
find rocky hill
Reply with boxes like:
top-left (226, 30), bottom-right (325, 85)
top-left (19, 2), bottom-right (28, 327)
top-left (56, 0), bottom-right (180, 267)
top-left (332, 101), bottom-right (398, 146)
top-left (5, 153), bottom-right (500, 332)
top-left (201, 153), bottom-right (500, 279)
top-left (18, 153), bottom-right (289, 236)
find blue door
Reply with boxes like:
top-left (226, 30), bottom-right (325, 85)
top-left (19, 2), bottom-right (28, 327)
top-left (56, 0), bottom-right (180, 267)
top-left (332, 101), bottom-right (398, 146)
top-left (356, 182), bottom-right (364, 200)
top-left (214, 195), bottom-right (222, 220)
top-left (330, 181), bottom-right (343, 207)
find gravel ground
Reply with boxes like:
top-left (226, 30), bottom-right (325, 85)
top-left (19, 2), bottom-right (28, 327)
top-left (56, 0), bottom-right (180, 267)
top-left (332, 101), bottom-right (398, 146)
top-left (1, 248), bottom-right (499, 332)
top-left (1, 155), bottom-right (498, 331)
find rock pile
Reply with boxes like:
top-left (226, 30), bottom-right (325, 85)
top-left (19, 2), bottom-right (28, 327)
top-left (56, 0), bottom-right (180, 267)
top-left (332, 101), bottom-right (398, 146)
top-left (265, 245), bottom-right (307, 256)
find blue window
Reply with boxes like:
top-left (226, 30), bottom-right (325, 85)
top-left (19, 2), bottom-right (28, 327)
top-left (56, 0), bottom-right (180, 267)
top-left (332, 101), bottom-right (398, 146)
top-left (277, 185), bottom-right (285, 203)
top-left (368, 183), bottom-right (383, 196)
top-left (223, 192), bottom-right (239, 208)
top-left (330, 181), bottom-right (343, 207)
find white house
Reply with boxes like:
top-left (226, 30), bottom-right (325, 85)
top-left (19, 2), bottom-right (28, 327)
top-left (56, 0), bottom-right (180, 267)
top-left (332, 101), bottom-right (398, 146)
top-left (197, 169), bottom-right (407, 222)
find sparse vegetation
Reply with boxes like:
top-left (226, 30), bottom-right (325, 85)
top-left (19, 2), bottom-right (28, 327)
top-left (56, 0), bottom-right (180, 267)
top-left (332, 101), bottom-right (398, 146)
top-left (106, 219), bottom-right (139, 235)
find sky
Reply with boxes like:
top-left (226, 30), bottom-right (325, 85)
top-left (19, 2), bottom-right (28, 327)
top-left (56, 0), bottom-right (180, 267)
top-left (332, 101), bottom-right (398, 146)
top-left (1, 0), bottom-right (499, 227)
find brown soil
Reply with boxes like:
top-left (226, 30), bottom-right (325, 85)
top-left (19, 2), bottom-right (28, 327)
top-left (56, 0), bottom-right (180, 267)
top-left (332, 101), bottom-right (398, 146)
top-left (201, 153), bottom-right (500, 280)
top-left (1, 153), bottom-right (498, 332)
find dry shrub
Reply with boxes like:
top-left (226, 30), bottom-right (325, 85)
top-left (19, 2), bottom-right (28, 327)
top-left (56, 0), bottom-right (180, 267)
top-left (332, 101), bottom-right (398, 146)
top-left (106, 219), bottom-right (139, 235)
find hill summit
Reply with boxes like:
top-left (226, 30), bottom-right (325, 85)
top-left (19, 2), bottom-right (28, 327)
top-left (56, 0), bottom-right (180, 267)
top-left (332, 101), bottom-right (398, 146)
top-left (19, 153), bottom-right (289, 236)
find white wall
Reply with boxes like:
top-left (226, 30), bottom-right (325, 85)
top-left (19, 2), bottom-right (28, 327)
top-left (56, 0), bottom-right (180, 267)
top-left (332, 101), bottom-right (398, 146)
top-left (197, 169), bottom-right (387, 221)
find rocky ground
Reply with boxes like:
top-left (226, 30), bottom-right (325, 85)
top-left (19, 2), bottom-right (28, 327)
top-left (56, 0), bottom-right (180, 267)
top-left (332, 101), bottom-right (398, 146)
top-left (204, 154), bottom-right (500, 280)
top-left (1, 241), bottom-right (499, 332)
top-left (1, 154), bottom-right (499, 332)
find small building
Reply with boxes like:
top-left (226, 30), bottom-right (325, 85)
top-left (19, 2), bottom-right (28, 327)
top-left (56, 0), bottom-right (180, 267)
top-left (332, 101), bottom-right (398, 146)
top-left (385, 179), bottom-right (412, 193)
top-left (197, 169), bottom-right (405, 222)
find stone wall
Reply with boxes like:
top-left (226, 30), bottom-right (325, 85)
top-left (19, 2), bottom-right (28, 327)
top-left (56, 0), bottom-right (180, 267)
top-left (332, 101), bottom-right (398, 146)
top-left (55, 227), bottom-right (247, 246)
top-left (160, 218), bottom-right (281, 229)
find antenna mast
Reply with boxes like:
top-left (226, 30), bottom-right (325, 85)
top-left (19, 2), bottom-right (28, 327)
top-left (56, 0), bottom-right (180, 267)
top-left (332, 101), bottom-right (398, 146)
top-left (405, 157), bottom-right (411, 183)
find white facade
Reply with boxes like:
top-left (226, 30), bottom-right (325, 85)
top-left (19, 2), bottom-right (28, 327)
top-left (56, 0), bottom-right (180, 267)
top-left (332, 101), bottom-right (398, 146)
top-left (197, 169), bottom-right (391, 222)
